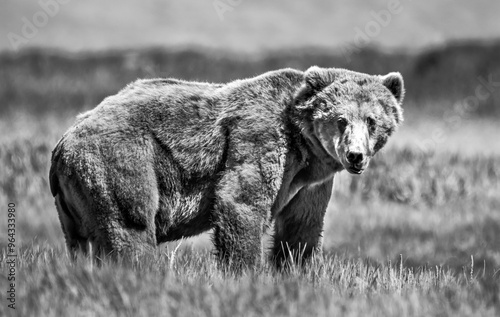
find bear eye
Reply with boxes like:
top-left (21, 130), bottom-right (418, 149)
top-left (367, 117), bottom-right (376, 133)
top-left (337, 118), bottom-right (347, 133)
top-left (314, 99), bottom-right (327, 109)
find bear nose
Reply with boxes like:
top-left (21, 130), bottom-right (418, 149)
top-left (346, 151), bottom-right (364, 165)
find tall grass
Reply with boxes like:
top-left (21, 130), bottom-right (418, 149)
top-left (339, 149), bottom-right (500, 206)
top-left (1, 246), bottom-right (498, 317)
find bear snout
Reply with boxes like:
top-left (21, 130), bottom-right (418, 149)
top-left (346, 151), bottom-right (363, 165)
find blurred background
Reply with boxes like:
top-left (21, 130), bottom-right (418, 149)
top-left (1, 0), bottom-right (499, 272)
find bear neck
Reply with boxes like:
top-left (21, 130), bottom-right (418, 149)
top-left (286, 105), bottom-right (344, 184)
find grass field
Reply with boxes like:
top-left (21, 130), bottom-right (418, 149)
top-left (0, 45), bottom-right (500, 315)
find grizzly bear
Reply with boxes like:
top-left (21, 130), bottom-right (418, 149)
top-left (49, 66), bottom-right (404, 269)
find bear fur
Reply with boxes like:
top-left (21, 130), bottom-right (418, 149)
top-left (49, 66), bottom-right (404, 269)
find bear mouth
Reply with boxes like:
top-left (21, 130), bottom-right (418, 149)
top-left (346, 165), bottom-right (364, 174)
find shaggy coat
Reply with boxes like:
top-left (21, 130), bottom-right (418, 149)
top-left (49, 66), bottom-right (404, 268)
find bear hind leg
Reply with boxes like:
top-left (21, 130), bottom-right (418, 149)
top-left (55, 193), bottom-right (93, 259)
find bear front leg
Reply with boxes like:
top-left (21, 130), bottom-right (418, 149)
top-left (271, 179), bottom-right (333, 268)
top-left (212, 165), bottom-right (271, 271)
top-left (212, 202), bottom-right (264, 271)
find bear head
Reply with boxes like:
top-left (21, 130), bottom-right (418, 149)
top-left (295, 66), bottom-right (404, 175)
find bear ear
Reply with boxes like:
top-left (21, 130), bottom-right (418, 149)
top-left (295, 66), bottom-right (339, 103)
top-left (380, 72), bottom-right (405, 104)
top-left (304, 66), bottom-right (338, 92)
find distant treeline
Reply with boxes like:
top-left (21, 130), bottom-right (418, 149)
top-left (1, 41), bottom-right (499, 115)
